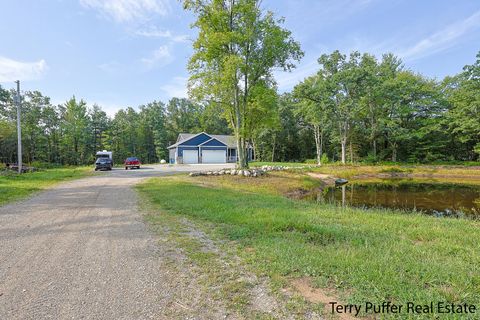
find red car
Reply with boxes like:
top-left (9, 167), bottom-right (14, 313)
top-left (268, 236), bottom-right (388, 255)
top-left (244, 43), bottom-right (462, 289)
top-left (124, 157), bottom-right (141, 170)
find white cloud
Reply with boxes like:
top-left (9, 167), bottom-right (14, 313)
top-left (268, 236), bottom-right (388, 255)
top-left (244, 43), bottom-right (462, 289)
top-left (400, 10), bottom-right (480, 61)
top-left (160, 76), bottom-right (188, 98)
top-left (79, 0), bottom-right (170, 23)
top-left (0, 56), bottom-right (48, 82)
top-left (141, 45), bottom-right (173, 68)
top-left (135, 26), bottom-right (189, 42)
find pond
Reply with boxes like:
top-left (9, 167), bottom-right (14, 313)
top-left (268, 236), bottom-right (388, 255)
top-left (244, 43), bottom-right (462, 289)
top-left (303, 179), bottom-right (480, 219)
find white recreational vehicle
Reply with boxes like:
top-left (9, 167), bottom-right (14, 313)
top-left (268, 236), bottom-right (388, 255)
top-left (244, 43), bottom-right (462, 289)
top-left (96, 150), bottom-right (113, 164)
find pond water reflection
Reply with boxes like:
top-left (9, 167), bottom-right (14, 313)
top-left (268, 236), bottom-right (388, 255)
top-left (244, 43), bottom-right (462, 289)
top-left (303, 179), bottom-right (480, 219)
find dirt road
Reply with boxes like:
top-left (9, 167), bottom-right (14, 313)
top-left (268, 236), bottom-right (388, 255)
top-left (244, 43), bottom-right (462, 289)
top-left (0, 165), bottom-right (234, 319)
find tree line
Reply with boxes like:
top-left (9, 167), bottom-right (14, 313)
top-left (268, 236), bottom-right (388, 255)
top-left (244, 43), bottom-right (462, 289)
top-left (291, 51), bottom-right (480, 164)
top-left (0, 93), bottom-right (230, 165)
top-left (0, 50), bottom-right (479, 166)
top-left (1, 0), bottom-right (479, 167)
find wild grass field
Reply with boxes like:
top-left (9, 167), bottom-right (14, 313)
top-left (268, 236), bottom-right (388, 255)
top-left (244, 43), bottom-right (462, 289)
top-left (251, 161), bottom-right (480, 182)
top-left (138, 171), bottom-right (480, 318)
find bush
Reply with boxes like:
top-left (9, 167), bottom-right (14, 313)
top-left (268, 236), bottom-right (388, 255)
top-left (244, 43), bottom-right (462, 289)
top-left (474, 143), bottom-right (480, 157)
top-left (423, 152), bottom-right (446, 163)
top-left (304, 154), bottom-right (329, 165)
top-left (321, 154), bottom-right (329, 164)
top-left (361, 153), bottom-right (378, 164)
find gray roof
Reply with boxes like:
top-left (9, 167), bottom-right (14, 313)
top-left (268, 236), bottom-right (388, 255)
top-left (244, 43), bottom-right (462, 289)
top-left (169, 132), bottom-right (237, 148)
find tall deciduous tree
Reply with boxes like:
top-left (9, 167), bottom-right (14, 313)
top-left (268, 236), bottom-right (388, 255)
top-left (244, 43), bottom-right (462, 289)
top-left (382, 71), bottom-right (439, 162)
top-left (446, 52), bottom-right (480, 159)
top-left (313, 51), bottom-right (366, 164)
top-left (183, 0), bottom-right (303, 168)
top-left (294, 75), bottom-right (332, 165)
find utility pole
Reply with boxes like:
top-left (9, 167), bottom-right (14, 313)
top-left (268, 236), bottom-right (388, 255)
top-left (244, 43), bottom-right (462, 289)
top-left (14, 80), bottom-right (22, 173)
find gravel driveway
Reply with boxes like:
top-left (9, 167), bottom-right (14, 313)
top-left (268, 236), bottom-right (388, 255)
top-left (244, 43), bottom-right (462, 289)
top-left (0, 165), bottom-right (234, 319)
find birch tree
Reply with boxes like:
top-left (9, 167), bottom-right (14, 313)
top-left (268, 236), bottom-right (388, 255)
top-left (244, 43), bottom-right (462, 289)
top-left (293, 75), bottom-right (332, 165)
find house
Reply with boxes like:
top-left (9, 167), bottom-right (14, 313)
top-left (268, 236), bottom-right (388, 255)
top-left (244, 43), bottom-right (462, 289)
top-left (168, 132), bottom-right (252, 164)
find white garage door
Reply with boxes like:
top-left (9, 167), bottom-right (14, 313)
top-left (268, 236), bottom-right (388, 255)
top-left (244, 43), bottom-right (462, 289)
top-left (202, 150), bottom-right (226, 163)
top-left (183, 150), bottom-right (198, 164)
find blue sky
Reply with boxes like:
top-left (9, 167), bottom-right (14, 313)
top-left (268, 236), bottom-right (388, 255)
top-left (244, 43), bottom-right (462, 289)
top-left (1, 0), bottom-right (479, 115)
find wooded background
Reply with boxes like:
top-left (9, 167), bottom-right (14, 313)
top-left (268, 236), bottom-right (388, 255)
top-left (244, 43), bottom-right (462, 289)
top-left (0, 51), bottom-right (479, 166)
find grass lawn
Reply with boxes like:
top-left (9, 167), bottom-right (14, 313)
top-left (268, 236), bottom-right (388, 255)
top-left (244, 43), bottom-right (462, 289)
top-left (0, 167), bottom-right (91, 205)
top-left (138, 172), bottom-right (480, 318)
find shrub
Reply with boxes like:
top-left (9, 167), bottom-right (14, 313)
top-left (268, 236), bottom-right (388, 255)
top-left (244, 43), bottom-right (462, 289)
top-left (321, 154), bottom-right (329, 164)
top-left (305, 154), bottom-right (329, 165)
top-left (361, 153), bottom-right (378, 164)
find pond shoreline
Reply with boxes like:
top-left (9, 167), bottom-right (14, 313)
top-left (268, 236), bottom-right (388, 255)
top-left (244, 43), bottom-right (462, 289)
top-left (298, 173), bottom-right (480, 220)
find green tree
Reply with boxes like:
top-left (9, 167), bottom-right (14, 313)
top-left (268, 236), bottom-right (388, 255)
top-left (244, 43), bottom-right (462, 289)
top-left (42, 104), bottom-right (62, 163)
top-left (88, 104), bottom-right (110, 157)
top-left (0, 86), bottom-right (15, 163)
top-left (294, 74), bottom-right (333, 165)
top-left (360, 54), bottom-right (402, 160)
top-left (248, 85), bottom-right (279, 162)
top-left (62, 97), bottom-right (89, 164)
top-left (165, 98), bottom-right (202, 144)
top-left (199, 102), bottom-right (232, 135)
top-left (0, 85), bottom-right (10, 118)
top-left (0, 119), bottom-right (16, 163)
top-left (21, 91), bottom-right (51, 163)
top-left (139, 101), bottom-right (168, 162)
top-left (314, 51), bottom-right (366, 164)
top-left (445, 52), bottom-right (480, 160)
top-left (183, 0), bottom-right (303, 168)
top-left (381, 71), bottom-right (440, 162)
